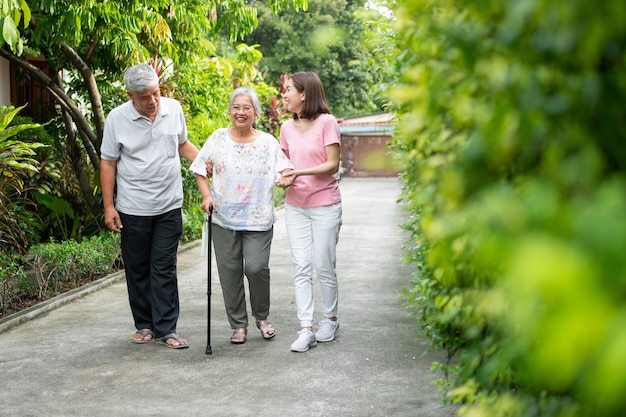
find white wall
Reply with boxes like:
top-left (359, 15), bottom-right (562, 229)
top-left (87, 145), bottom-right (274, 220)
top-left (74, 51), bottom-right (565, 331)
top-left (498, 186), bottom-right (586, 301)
top-left (0, 57), bottom-right (11, 106)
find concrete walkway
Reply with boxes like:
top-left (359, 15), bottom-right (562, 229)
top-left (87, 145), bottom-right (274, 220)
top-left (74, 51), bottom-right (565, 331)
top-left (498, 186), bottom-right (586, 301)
top-left (0, 178), bottom-right (456, 417)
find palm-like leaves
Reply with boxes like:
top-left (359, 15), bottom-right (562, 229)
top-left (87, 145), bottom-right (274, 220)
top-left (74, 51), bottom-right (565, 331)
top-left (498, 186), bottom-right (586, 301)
top-left (0, 105), bottom-right (45, 255)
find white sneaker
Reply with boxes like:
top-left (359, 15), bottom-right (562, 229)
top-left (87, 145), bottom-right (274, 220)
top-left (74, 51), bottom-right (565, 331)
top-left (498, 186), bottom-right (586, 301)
top-left (316, 319), bottom-right (339, 342)
top-left (290, 329), bottom-right (317, 352)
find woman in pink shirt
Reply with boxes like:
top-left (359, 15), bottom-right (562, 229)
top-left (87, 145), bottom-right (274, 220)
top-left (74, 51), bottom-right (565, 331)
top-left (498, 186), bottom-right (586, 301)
top-left (278, 72), bottom-right (342, 352)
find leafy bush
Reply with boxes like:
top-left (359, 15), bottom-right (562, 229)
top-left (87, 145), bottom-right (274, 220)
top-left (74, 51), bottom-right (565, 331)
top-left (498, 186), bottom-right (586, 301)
top-left (0, 105), bottom-right (45, 256)
top-left (182, 205), bottom-right (205, 243)
top-left (0, 253), bottom-right (28, 316)
top-left (391, 0), bottom-right (626, 416)
top-left (29, 232), bottom-right (121, 300)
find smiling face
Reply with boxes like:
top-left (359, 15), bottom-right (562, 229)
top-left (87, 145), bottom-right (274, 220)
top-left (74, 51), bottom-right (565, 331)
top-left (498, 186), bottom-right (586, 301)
top-left (229, 94), bottom-right (257, 129)
top-left (128, 85), bottom-right (160, 120)
top-left (282, 78), bottom-right (305, 115)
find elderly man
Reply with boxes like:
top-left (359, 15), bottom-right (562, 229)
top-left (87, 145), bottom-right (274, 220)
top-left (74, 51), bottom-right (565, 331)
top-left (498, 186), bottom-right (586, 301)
top-left (100, 64), bottom-right (198, 349)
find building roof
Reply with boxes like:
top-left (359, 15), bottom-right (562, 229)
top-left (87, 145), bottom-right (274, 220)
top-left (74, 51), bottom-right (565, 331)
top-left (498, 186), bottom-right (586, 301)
top-left (338, 112), bottom-right (394, 126)
top-left (337, 112), bottom-right (395, 135)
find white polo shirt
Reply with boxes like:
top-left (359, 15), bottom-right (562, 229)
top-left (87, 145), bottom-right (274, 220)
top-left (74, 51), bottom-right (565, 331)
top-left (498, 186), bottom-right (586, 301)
top-left (100, 98), bottom-right (188, 216)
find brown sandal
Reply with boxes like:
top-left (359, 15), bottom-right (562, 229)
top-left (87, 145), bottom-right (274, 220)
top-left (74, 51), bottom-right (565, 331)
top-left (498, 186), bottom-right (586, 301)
top-left (256, 319), bottom-right (276, 340)
top-left (230, 328), bottom-right (247, 344)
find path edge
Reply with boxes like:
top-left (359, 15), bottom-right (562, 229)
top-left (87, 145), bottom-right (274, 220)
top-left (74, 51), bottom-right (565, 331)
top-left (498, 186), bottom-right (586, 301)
top-left (0, 240), bottom-right (201, 335)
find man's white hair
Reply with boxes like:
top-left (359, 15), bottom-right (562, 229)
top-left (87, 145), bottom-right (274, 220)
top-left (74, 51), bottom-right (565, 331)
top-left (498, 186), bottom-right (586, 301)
top-left (124, 64), bottom-right (159, 93)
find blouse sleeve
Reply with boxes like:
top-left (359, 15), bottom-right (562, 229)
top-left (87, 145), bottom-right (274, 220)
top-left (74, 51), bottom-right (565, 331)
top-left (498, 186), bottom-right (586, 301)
top-left (189, 132), bottom-right (216, 177)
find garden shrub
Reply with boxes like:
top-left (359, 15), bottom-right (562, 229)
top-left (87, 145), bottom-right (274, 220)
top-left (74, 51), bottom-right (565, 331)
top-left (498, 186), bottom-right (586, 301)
top-left (0, 253), bottom-right (27, 316)
top-left (390, 0), bottom-right (626, 416)
top-left (29, 232), bottom-right (121, 300)
top-left (0, 105), bottom-right (46, 256)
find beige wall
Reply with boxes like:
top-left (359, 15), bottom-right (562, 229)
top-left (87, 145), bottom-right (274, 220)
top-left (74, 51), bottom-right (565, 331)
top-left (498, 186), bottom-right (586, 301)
top-left (341, 134), bottom-right (401, 177)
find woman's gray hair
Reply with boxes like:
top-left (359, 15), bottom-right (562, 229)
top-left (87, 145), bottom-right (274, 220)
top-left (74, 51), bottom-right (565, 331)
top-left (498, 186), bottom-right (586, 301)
top-left (229, 87), bottom-right (262, 116)
top-left (123, 64), bottom-right (160, 93)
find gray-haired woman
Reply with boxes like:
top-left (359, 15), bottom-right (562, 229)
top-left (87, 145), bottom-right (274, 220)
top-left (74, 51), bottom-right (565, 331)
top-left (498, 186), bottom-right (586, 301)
top-left (190, 87), bottom-right (293, 344)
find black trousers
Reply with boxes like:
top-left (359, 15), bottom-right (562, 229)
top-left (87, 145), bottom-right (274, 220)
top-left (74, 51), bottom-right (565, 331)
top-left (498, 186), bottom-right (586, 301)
top-left (119, 208), bottom-right (182, 338)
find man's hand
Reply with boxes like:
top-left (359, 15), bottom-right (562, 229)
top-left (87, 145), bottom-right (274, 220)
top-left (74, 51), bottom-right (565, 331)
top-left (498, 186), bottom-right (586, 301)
top-left (104, 206), bottom-right (123, 233)
top-left (205, 160), bottom-right (214, 178)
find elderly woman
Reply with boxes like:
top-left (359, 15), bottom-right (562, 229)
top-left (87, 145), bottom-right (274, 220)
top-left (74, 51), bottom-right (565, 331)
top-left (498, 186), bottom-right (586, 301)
top-left (190, 87), bottom-right (293, 344)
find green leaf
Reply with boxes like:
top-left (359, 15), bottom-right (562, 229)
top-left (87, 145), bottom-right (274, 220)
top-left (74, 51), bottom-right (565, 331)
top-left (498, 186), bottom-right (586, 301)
top-left (0, 104), bottom-right (26, 131)
top-left (2, 15), bottom-right (19, 51)
top-left (19, 0), bottom-right (30, 28)
top-left (33, 192), bottom-right (76, 219)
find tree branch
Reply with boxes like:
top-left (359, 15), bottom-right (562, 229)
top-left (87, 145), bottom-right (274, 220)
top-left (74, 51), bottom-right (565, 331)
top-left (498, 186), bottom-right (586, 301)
top-left (59, 42), bottom-right (105, 152)
top-left (0, 47), bottom-right (100, 168)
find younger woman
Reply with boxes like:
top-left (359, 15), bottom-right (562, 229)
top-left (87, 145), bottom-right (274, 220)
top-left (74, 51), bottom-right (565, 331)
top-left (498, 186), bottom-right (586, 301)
top-left (278, 72), bottom-right (342, 352)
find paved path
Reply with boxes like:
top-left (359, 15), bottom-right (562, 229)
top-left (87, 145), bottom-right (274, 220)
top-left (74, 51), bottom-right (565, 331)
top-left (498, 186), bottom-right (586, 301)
top-left (0, 178), bottom-right (456, 417)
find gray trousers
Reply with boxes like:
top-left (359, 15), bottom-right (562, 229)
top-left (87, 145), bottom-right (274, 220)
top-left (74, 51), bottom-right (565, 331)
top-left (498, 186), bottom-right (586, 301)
top-left (212, 224), bottom-right (273, 329)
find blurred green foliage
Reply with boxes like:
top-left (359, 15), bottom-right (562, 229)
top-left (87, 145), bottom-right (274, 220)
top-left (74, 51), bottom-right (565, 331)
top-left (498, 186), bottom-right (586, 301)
top-left (243, 0), bottom-right (397, 117)
top-left (0, 253), bottom-right (28, 317)
top-left (390, 0), bottom-right (626, 416)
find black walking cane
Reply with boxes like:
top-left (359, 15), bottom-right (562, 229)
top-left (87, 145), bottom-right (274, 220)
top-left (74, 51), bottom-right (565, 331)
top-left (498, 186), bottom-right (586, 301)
top-left (205, 204), bottom-right (214, 355)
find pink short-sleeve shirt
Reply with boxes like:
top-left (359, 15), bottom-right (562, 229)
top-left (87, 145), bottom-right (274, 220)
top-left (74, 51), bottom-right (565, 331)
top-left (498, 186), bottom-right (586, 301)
top-left (279, 113), bottom-right (341, 208)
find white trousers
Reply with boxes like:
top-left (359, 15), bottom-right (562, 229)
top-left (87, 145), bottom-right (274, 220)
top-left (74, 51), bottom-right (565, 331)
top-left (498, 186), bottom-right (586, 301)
top-left (285, 202), bottom-right (342, 328)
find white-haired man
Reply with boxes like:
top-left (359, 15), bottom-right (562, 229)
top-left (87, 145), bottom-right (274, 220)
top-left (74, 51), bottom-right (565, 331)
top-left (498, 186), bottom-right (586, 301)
top-left (100, 64), bottom-right (198, 349)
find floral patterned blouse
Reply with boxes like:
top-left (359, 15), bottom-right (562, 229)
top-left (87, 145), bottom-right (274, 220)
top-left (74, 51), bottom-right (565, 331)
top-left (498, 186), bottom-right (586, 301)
top-left (189, 128), bottom-right (293, 231)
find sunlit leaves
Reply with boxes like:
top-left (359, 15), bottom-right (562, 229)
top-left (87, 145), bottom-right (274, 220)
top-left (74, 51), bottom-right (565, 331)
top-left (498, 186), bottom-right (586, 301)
top-left (268, 0), bottom-right (308, 14)
top-left (0, 0), bottom-right (29, 53)
top-left (1, 15), bottom-right (18, 49)
top-left (243, 0), bottom-right (393, 116)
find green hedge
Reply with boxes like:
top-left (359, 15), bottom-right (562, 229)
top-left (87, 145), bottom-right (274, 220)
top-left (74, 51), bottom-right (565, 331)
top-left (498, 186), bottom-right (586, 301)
top-left (29, 232), bottom-right (121, 298)
top-left (390, 0), bottom-right (626, 416)
top-left (1, 232), bottom-right (122, 317)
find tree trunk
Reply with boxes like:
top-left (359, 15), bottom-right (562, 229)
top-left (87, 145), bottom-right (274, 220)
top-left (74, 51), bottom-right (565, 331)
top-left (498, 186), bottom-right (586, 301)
top-left (59, 42), bottom-right (106, 154)
top-left (61, 109), bottom-right (105, 229)
top-left (0, 48), bottom-right (100, 168)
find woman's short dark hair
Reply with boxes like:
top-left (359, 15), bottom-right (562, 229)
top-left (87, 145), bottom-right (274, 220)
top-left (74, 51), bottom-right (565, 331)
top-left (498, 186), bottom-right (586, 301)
top-left (289, 72), bottom-right (331, 120)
